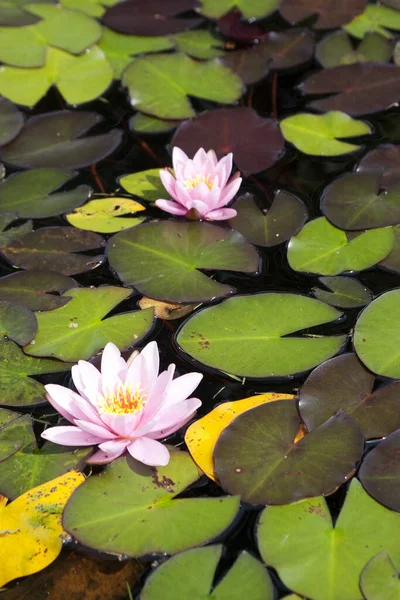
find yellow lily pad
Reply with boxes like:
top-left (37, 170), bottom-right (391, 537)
top-left (66, 197), bottom-right (146, 233)
top-left (185, 393), bottom-right (296, 481)
top-left (0, 470), bottom-right (85, 587)
top-left (138, 296), bottom-right (198, 320)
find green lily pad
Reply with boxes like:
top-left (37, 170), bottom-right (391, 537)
top-left (173, 30), bottom-right (225, 60)
top-left (60, 0), bottom-right (119, 17)
top-left (0, 413), bottom-right (91, 499)
top-left (0, 341), bottom-right (73, 407)
top-left (344, 4), bottom-right (400, 39)
top-left (198, 0), bottom-right (279, 19)
top-left (129, 114), bottom-right (181, 134)
top-left (107, 221), bottom-right (260, 303)
top-left (122, 53), bottom-right (243, 120)
top-left (0, 45), bottom-right (114, 107)
top-left (257, 479), bottom-right (400, 600)
top-left (141, 546), bottom-right (274, 600)
top-left (0, 97), bottom-right (23, 145)
top-left (380, 225), bottom-right (400, 273)
top-left (0, 168), bottom-right (90, 218)
top-left (280, 111), bottom-right (371, 156)
top-left (354, 288), bottom-right (400, 378)
top-left (287, 217), bottom-right (394, 276)
top-left (63, 451), bottom-right (240, 557)
top-left (0, 111), bottom-right (122, 169)
top-left (312, 276), bottom-right (373, 308)
top-left (177, 293), bottom-right (346, 378)
top-left (0, 0), bottom-right (49, 26)
top-left (322, 172), bottom-right (400, 230)
top-left (0, 408), bottom-right (21, 428)
top-left (0, 416), bottom-right (24, 462)
top-left (0, 5), bottom-right (101, 67)
top-left (119, 168), bottom-right (166, 202)
top-left (229, 191), bottom-right (308, 247)
top-left (66, 197), bottom-right (146, 233)
top-left (24, 286), bottom-right (154, 361)
top-left (360, 552), bottom-right (400, 599)
top-left (316, 31), bottom-right (392, 68)
top-left (0, 212), bottom-right (32, 245)
top-left (214, 401), bottom-right (363, 505)
top-left (0, 226), bottom-right (105, 275)
top-left (299, 353), bottom-right (400, 439)
top-left (0, 271), bottom-right (77, 311)
top-left (359, 429), bottom-right (400, 512)
top-left (0, 300), bottom-right (37, 346)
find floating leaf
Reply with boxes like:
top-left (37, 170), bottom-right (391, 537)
top-left (0, 226), bottom-right (105, 275)
top-left (0, 411), bottom-right (24, 462)
top-left (172, 107), bottom-right (285, 176)
top-left (301, 63), bottom-right (400, 116)
top-left (0, 300), bottom-right (37, 346)
top-left (104, 0), bottom-right (202, 36)
top-left (177, 293), bottom-right (346, 378)
top-left (257, 479), bottom-right (400, 600)
top-left (138, 297), bottom-right (197, 320)
top-left (287, 217), bottom-right (394, 275)
top-left (119, 168), bottom-right (166, 202)
top-left (0, 97), bottom-right (23, 145)
top-left (280, 111), bottom-right (371, 156)
top-left (380, 225), bottom-right (400, 273)
top-left (359, 430), bottom-right (400, 512)
top-left (0, 471), bottom-right (85, 587)
top-left (173, 30), bottom-right (225, 60)
top-left (229, 191), bottom-right (308, 247)
top-left (63, 452), bottom-right (240, 557)
top-left (199, 0), bottom-right (279, 19)
top-left (354, 289), bottom-right (400, 378)
top-left (0, 212), bottom-right (32, 244)
top-left (61, 0), bottom-right (119, 17)
top-left (0, 5), bottom-right (102, 67)
top-left (299, 353), bottom-right (400, 439)
top-left (279, 0), bottom-right (367, 28)
top-left (141, 546), bottom-right (275, 600)
top-left (0, 168), bottom-right (90, 218)
top-left (66, 197), bottom-right (146, 233)
top-left (316, 31), bottom-right (392, 68)
top-left (357, 144), bottom-right (400, 187)
top-left (322, 171), bottom-right (400, 230)
top-left (0, 341), bottom-right (73, 407)
top-left (122, 54), bottom-right (243, 120)
top-left (185, 393), bottom-right (295, 480)
top-left (344, 4), bottom-right (400, 39)
top-left (214, 401), bottom-right (363, 504)
top-left (24, 286), bottom-right (154, 362)
top-left (107, 221), bottom-right (259, 303)
top-left (0, 408), bottom-right (20, 428)
top-left (0, 0), bottom-right (44, 26)
top-left (0, 46), bottom-right (114, 107)
top-left (360, 552), bottom-right (400, 600)
top-left (312, 276), bottom-right (373, 308)
top-left (0, 270), bottom-right (77, 311)
top-left (129, 113), bottom-right (180, 134)
top-left (0, 111), bottom-right (122, 169)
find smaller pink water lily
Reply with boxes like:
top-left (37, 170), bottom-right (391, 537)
top-left (42, 341), bottom-right (203, 466)
top-left (156, 147), bottom-right (242, 220)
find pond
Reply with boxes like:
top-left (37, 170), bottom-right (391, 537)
top-left (0, 0), bottom-right (400, 598)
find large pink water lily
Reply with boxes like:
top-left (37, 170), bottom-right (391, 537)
top-left (155, 147), bottom-right (242, 220)
top-left (42, 341), bottom-right (203, 466)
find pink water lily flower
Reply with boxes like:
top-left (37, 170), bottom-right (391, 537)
top-left (42, 341), bottom-right (203, 466)
top-left (156, 147), bottom-right (242, 220)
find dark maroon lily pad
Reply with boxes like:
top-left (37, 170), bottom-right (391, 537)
top-left (312, 276), bottom-right (373, 308)
top-left (0, 227), bottom-right (105, 276)
top-left (221, 29), bottom-right (314, 85)
top-left (229, 190), bottom-right (308, 246)
top-left (217, 9), bottom-right (265, 42)
top-left (0, 111), bottom-right (122, 169)
top-left (359, 429), bottom-right (400, 512)
top-left (0, 97), bottom-right (24, 146)
top-left (103, 0), bottom-right (202, 36)
top-left (321, 171), bottom-right (400, 230)
top-left (379, 225), bottom-right (400, 274)
top-left (299, 353), bottom-right (400, 439)
top-left (0, 271), bottom-right (77, 311)
top-left (301, 63), bottom-right (400, 116)
top-left (279, 0), bottom-right (367, 29)
top-left (172, 108), bottom-right (285, 176)
top-left (357, 144), bottom-right (400, 187)
top-left (0, 300), bottom-right (37, 346)
top-left (214, 400), bottom-right (364, 505)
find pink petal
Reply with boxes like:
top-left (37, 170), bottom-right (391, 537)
top-left (41, 425), bottom-right (104, 446)
top-left (172, 147), bottom-right (189, 180)
top-left (142, 363), bottom-right (175, 422)
top-left (45, 384), bottom-right (103, 426)
top-left (206, 208), bottom-right (238, 221)
top-left (101, 343), bottom-right (127, 390)
top-left (159, 169), bottom-right (177, 199)
top-left (215, 154), bottom-right (233, 187)
top-left (188, 200), bottom-right (210, 217)
top-left (149, 397), bottom-right (202, 435)
top-left (146, 414), bottom-right (194, 439)
top-left (100, 411), bottom-right (143, 437)
top-left (98, 439), bottom-right (129, 454)
top-left (207, 149), bottom-right (218, 166)
top-left (156, 199), bottom-right (188, 216)
top-left (175, 181), bottom-right (195, 207)
top-left (71, 361), bottom-right (101, 405)
top-left (139, 341), bottom-right (160, 391)
top-left (192, 148), bottom-right (208, 169)
top-left (163, 372), bottom-right (203, 408)
top-left (217, 173), bottom-right (242, 207)
top-left (74, 419), bottom-right (117, 440)
top-left (127, 437), bottom-right (170, 466)
top-left (87, 446), bottom-right (126, 464)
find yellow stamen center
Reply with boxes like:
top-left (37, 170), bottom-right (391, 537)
top-left (184, 173), bottom-right (214, 190)
top-left (98, 381), bottom-right (147, 415)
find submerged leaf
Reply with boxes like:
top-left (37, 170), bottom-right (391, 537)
top-left (360, 552), bottom-right (400, 599)
top-left (312, 276), bottom-right (373, 308)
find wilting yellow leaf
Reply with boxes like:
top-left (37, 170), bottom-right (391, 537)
top-left (185, 393), bottom-right (296, 481)
top-left (138, 296), bottom-right (198, 320)
top-left (0, 470), bottom-right (85, 587)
